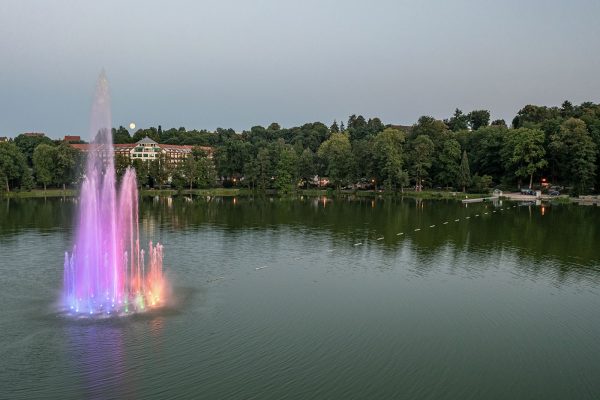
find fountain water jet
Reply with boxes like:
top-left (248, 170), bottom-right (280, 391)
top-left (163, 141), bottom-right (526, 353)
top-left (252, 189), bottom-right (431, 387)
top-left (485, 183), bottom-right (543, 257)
top-left (63, 72), bottom-right (166, 316)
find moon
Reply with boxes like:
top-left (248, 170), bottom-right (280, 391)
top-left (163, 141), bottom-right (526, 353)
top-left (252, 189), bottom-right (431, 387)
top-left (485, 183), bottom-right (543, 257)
top-left (129, 122), bottom-right (136, 130)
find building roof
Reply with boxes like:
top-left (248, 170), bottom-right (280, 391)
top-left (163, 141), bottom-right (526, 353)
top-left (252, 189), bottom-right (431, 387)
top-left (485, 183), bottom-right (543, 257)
top-left (137, 136), bottom-right (158, 145)
top-left (63, 135), bottom-right (81, 142)
top-left (69, 142), bottom-right (202, 153)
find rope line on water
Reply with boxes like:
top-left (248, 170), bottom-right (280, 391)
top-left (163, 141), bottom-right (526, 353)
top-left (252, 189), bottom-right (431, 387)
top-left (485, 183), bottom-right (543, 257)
top-left (358, 202), bottom-right (524, 245)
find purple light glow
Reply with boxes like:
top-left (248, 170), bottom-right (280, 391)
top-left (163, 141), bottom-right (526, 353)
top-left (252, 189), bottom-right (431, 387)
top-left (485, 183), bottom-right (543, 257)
top-left (63, 73), bottom-right (166, 316)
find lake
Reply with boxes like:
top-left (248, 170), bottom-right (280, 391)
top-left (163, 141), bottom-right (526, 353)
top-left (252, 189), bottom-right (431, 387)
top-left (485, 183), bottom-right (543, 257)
top-left (1, 196), bottom-right (600, 399)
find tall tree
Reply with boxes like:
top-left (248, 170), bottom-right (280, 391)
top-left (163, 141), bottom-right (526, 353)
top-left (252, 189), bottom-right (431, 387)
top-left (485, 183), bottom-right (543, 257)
top-left (503, 128), bottom-right (547, 189)
top-left (351, 139), bottom-right (375, 184)
top-left (549, 118), bottom-right (596, 194)
top-left (55, 142), bottom-right (78, 190)
top-left (132, 159), bottom-right (149, 188)
top-left (181, 156), bottom-right (198, 190)
top-left (461, 125), bottom-right (507, 182)
top-left (467, 110), bottom-right (491, 131)
top-left (446, 109), bottom-right (469, 131)
top-left (347, 115), bottom-right (369, 141)
top-left (317, 132), bottom-right (354, 191)
top-left (149, 153), bottom-right (171, 189)
top-left (14, 134), bottom-right (54, 166)
top-left (0, 142), bottom-right (29, 192)
top-left (256, 148), bottom-right (271, 191)
top-left (191, 147), bottom-right (216, 188)
top-left (409, 135), bottom-right (434, 191)
top-left (274, 145), bottom-right (298, 193)
top-left (330, 120), bottom-right (340, 133)
top-left (297, 148), bottom-right (316, 188)
top-left (458, 150), bottom-right (471, 192)
top-left (33, 144), bottom-right (57, 192)
top-left (434, 137), bottom-right (461, 188)
top-left (372, 128), bottom-right (408, 191)
top-left (112, 126), bottom-right (133, 144)
top-left (197, 157), bottom-right (216, 188)
top-left (411, 116), bottom-right (447, 141)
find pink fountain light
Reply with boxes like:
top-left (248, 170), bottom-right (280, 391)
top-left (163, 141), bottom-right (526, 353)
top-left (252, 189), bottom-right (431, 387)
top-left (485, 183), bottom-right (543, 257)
top-left (63, 72), bottom-right (166, 316)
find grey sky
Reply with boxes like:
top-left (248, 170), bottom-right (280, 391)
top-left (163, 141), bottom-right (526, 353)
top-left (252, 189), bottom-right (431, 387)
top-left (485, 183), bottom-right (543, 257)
top-left (1, 0), bottom-right (599, 139)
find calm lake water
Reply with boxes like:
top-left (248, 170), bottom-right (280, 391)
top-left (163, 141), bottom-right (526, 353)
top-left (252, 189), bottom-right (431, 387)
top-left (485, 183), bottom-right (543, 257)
top-left (1, 196), bottom-right (600, 399)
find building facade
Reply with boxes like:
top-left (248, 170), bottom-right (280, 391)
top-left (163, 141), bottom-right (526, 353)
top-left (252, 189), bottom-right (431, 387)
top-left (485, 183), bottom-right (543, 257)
top-left (70, 137), bottom-right (213, 165)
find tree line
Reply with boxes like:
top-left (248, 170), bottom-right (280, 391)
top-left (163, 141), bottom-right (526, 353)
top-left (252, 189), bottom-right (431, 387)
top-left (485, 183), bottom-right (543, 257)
top-left (1, 100), bottom-right (599, 194)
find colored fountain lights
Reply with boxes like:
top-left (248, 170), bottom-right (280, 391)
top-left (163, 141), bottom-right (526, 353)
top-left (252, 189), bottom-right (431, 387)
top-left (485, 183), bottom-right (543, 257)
top-left (63, 73), bottom-right (166, 316)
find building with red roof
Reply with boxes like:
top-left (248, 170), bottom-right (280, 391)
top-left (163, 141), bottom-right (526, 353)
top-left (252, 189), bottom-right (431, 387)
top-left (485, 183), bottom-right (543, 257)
top-left (69, 137), bottom-right (213, 165)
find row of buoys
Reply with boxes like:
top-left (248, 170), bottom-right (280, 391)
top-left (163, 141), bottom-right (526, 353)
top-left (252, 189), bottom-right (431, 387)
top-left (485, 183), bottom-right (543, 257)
top-left (354, 204), bottom-right (519, 245)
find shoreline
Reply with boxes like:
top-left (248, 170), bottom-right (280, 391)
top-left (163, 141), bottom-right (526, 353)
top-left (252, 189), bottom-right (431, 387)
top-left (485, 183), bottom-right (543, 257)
top-left (0, 188), bottom-right (567, 202)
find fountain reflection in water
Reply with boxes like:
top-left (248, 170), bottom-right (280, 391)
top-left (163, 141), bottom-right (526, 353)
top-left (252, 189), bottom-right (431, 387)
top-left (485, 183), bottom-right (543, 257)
top-left (63, 72), bottom-right (166, 316)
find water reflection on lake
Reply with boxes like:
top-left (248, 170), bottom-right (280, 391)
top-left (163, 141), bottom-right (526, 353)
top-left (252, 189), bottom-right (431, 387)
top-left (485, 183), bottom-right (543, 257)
top-left (1, 196), bottom-right (600, 399)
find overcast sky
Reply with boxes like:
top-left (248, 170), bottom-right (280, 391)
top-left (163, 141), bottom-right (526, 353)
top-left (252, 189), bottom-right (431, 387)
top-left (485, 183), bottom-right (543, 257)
top-left (1, 0), bottom-right (599, 139)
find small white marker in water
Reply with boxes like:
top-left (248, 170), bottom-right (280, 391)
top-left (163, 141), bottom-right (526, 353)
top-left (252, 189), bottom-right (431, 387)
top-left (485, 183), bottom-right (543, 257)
top-left (396, 232), bottom-right (404, 236)
top-left (429, 225), bottom-right (436, 228)
top-left (377, 237), bottom-right (384, 241)
top-left (454, 219), bottom-right (460, 222)
top-left (414, 228), bottom-right (421, 232)
top-left (475, 214), bottom-right (479, 217)
top-left (484, 212), bottom-right (488, 214)
top-left (354, 242), bottom-right (362, 246)
top-left (443, 221), bottom-right (449, 225)
top-left (466, 217), bottom-right (470, 219)
top-left (256, 266), bottom-right (269, 270)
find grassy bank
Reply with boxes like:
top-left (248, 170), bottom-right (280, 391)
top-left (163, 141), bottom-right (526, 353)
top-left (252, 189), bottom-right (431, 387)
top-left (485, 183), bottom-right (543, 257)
top-left (2, 187), bottom-right (491, 201)
top-left (0, 188), bottom-right (251, 198)
top-left (1, 189), bottom-right (78, 198)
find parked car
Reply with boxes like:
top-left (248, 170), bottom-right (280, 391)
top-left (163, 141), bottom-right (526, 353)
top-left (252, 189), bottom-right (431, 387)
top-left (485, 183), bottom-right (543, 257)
top-left (520, 188), bottom-right (535, 196)
top-left (549, 190), bottom-right (560, 196)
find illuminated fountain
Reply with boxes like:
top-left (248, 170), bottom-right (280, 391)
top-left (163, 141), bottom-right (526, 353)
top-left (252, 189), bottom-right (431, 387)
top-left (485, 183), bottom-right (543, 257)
top-left (63, 72), bottom-right (166, 316)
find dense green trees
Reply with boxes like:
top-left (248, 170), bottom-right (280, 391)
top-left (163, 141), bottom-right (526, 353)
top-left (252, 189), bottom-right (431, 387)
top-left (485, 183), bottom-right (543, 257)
top-left (467, 110), bottom-right (490, 131)
top-left (297, 149), bottom-right (316, 188)
top-left (14, 134), bottom-right (54, 165)
top-left (372, 128), bottom-right (408, 191)
top-left (32, 144), bottom-right (56, 192)
top-left (434, 137), bottom-right (461, 188)
top-left (503, 128), bottom-right (547, 189)
top-left (149, 153), bottom-right (172, 189)
top-left (3, 100), bottom-right (600, 195)
top-left (55, 143), bottom-right (78, 190)
top-left (274, 145), bottom-right (298, 194)
top-left (549, 118), bottom-right (596, 194)
top-left (0, 142), bottom-right (30, 192)
top-left (317, 133), bottom-right (354, 191)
